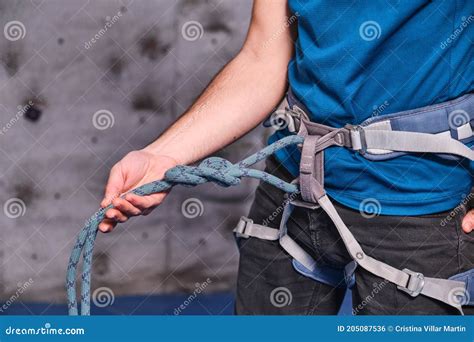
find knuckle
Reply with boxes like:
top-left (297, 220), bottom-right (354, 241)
top-left (110, 163), bottom-right (120, 173)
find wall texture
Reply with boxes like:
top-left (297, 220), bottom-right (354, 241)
top-left (0, 0), bottom-right (264, 304)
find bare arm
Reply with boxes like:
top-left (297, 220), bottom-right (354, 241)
top-left (144, 0), bottom-right (295, 164)
top-left (99, 0), bottom-right (296, 232)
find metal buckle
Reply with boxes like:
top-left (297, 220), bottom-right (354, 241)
top-left (289, 198), bottom-right (320, 210)
top-left (397, 268), bottom-right (425, 297)
top-left (285, 193), bottom-right (320, 210)
top-left (288, 104), bottom-right (311, 133)
top-left (345, 124), bottom-right (367, 155)
top-left (286, 180), bottom-right (320, 210)
top-left (233, 217), bottom-right (253, 238)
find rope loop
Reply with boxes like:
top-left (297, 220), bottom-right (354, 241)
top-left (66, 134), bottom-right (303, 315)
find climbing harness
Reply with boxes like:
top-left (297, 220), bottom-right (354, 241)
top-left (243, 89), bottom-right (474, 313)
top-left (67, 90), bottom-right (474, 315)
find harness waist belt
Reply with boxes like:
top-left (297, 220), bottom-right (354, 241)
top-left (241, 90), bottom-right (474, 314)
top-left (68, 90), bottom-right (474, 315)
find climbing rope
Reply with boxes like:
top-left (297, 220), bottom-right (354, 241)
top-left (66, 134), bottom-right (303, 315)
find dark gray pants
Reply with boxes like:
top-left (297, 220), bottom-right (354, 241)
top-left (235, 156), bottom-right (474, 315)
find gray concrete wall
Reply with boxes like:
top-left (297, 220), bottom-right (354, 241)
top-left (0, 0), bottom-right (264, 304)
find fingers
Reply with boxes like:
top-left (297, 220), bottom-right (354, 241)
top-left (124, 193), bottom-right (167, 211)
top-left (101, 165), bottom-right (124, 208)
top-left (105, 208), bottom-right (129, 223)
top-left (98, 193), bottom-right (166, 233)
top-left (112, 198), bottom-right (142, 216)
top-left (98, 208), bottom-right (128, 233)
top-left (462, 209), bottom-right (474, 233)
top-left (98, 218), bottom-right (117, 233)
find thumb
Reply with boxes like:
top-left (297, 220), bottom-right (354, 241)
top-left (461, 209), bottom-right (474, 233)
top-left (101, 165), bottom-right (125, 208)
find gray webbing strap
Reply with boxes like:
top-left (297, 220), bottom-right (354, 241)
top-left (279, 203), bottom-right (316, 271)
top-left (298, 126), bottom-right (347, 204)
top-left (300, 135), bottom-right (324, 203)
top-left (294, 125), bottom-right (467, 313)
top-left (362, 130), bottom-right (474, 160)
top-left (233, 213), bottom-right (317, 272)
top-left (233, 217), bottom-right (279, 240)
top-left (317, 194), bottom-right (466, 314)
top-left (234, 187), bottom-right (467, 313)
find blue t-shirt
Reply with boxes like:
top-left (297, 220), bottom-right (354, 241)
top-left (271, 0), bottom-right (474, 215)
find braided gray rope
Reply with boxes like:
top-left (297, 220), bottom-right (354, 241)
top-left (66, 135), bottom-right (303, 315)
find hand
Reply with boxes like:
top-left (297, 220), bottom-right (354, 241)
top-left (98, 151), bottom-right (178, 233)
top-left (462, 209), bottom-right (474, 233)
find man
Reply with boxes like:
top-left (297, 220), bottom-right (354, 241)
top-left (98, 1), bottom-right (474, 314)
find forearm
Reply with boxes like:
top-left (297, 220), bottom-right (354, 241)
top-left (142, 49), bottom-right (289, 165)
top-left (99, 0), bottom-right (295, 230)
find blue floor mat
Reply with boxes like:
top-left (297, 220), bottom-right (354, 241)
top-left (2, 291), bottom-right (352, 315)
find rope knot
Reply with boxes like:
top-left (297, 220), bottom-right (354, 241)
top-left (164, 157), bottom-right (243, 187)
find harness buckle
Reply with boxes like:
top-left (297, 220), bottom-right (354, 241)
top-left (286, 181), bottom-right (320, 209)
top-left (397, 268), bottom-right (425, 297)
top-left (289, 198), bottom-right (320, 210)
top-left (284, 106), bottom-right (308, 133)
top-left (233, 216), bottom-right (253, 238)
top-left (345, 124), bottom-right (367, 155)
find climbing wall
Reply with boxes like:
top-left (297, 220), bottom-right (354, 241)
top-left (0, 0), bottom-right (261, 304)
